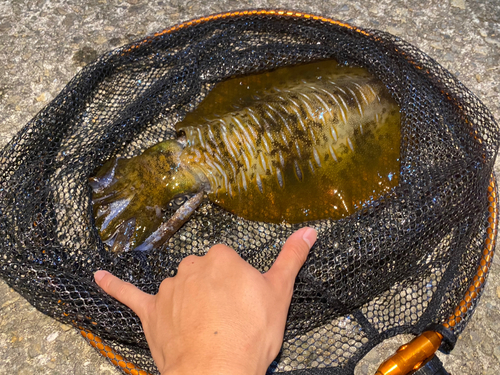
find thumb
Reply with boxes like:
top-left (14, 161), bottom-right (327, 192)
top-left (94, 270), bottom-right (153, 319)
top-left (265, 227), bottom-right (317, 292)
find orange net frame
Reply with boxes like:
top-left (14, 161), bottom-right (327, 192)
top-left (81, 10), bottom-right (499, 375)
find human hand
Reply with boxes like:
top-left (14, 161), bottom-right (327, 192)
top-left (94, 227), bottom-right (317, 375)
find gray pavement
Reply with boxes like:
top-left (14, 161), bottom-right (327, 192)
top-left (0, 0), bottom-right (499, 374)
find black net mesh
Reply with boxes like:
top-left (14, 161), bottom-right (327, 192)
top-left (0, 10), bottom-right (499, 375)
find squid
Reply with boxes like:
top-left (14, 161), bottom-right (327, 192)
top-left (89, 62), bottom-right (401, 252)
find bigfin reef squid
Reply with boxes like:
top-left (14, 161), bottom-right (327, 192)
top-left (89, 60), bottom-right (401, 253)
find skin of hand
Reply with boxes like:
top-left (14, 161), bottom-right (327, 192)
top-left (94, 226), bottom-right (317, 375)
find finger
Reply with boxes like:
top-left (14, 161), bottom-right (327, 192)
top-left (205, 243), bottom-right (240, 260)
top-left (204, 244), bottom-right (249, 271)
top-left (94, 270), bottom-right (153, 319)
top-left (265, 227), bottom-right (317, 292)
top-left (176, 254), bottom-right (202, 276)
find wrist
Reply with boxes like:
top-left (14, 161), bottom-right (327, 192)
top-left (161, 355), bottom-right (266, 375)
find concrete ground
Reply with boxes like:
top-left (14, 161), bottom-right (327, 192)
top-left (0, 0), bottom-right (499, 374)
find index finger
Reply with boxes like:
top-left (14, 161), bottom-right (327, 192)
top-left (94, 270), bottom-right (153, 319)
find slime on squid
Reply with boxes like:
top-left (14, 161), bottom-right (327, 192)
top-left (89, 60), bottom-right (401, 253)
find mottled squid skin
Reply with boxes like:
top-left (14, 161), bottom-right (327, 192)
top-left (90, 70), bottom-right (400, 252)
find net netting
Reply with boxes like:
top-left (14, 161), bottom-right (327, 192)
top-left (0, 10), bottom-right (498, 375)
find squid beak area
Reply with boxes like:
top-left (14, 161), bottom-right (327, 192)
top-left (103, 218), bottom-right (137, 253)
top-left (93, 192), bottom-right (204, 253)
top-left (88, 158), bottom-right (118, 192)
top-left (134, 191), bottom-right (204, 252)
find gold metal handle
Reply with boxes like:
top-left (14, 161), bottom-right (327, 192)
top-left (375, 331), bottom-right (443, 375)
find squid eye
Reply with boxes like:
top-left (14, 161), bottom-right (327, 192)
top-left (173, 196), bottom-right (188, 206)
top-left (168, 194), bottom-right (195, 210)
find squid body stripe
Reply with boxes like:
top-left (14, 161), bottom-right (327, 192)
top-left (278, 103), bottom-right (290, 114)
top-left (295, 140), bottom-right (302, 158)
top-left (225, 157), bottom-right (238, 179)
top-left (281, 130), bottom-right (289, 145)
top-left (203, 142), bottom-right (214, 154)
top-left (329, 81), bottom-right (347, 96)
top-left (346, 87), bottom-right (364, 117)
top-left (263, 106), bottom-right (278, 125)
top-left (273, 104), bottom-right (294, 137)
top-left (207, 125), bottom-right (217, 144)
top-left (212, 149), bottom-right (230, 172)
top-left (328, 144), bottom-right (338, 162)
top-left (246, 108), bottom-right (263, 131)
top-left (347, 137), bottom-right (354, 152)
top-left (233, 116), bottom-right (256, 155)
top-left (241, 171), bottom-right (248, 191)
top-left (259, 152), bottom-right (268, 172)
top-left (288, 97), bottom-right (301, 110)
top-left (308, 160), bottom-right (315, 174)
top-left (336, 94), bottom-right (350, 122)
top-left (279, 102), bottom-right (296, 128)
top-left (264, 102), bottom-right (280, 117)
top-left (216, 119), bottom-right (231, 142)
top-left (268, 159), bottom-right (274, 175)
top-left (195, 127), bottom-right (206, 149)
top-left (279, 150), bottom-right (285, 168)
top-left (217, 118), bottom-right (229, 132)
top-left (233, 115), bottom-right (255, 145)
top-left (241, 150), bottom-right (251, 171)
top-left (294, 160), bottom-right (303, 181)
top-left (297, 93), bottom-right (316, 118)
top-left (244, 113), bottom-right (259, 140)
top-left (256, 173), bottom-right (263, 193)
top-left (365, 84), bottom-right (381, 102)
top-left (205, 157), bottom-right (228, 191)
top-left (230, 120), bottom-right (250, 155)
top-left (261, 134), bottom-right (271, 154)
top-left (313, 147), bottom-right (322, 167)
top-left (221, 132), bottom-right (238, 160)
top-left (227, 137), bottom-right (241, 160)
top-left (319, 88), bottom-right (347, 125)
top-left (264, 127), bottom-right (276, 144)
top-left (290, 105), bottom-right (308, 133)
top-left (278, 103), bottom-right (297, 136)
top-left (353, 82), bottom-right (370, 105)
top-left (330, 126), bottom-right (338, 142)
top-left (310, 88), bottom-right (334, 117)
top-left (309, 127), bottom-right (317, 144)
top-left (312, 92), bottom-right (334, 121)
top-left (276, 167), bottom-right (284, 188)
